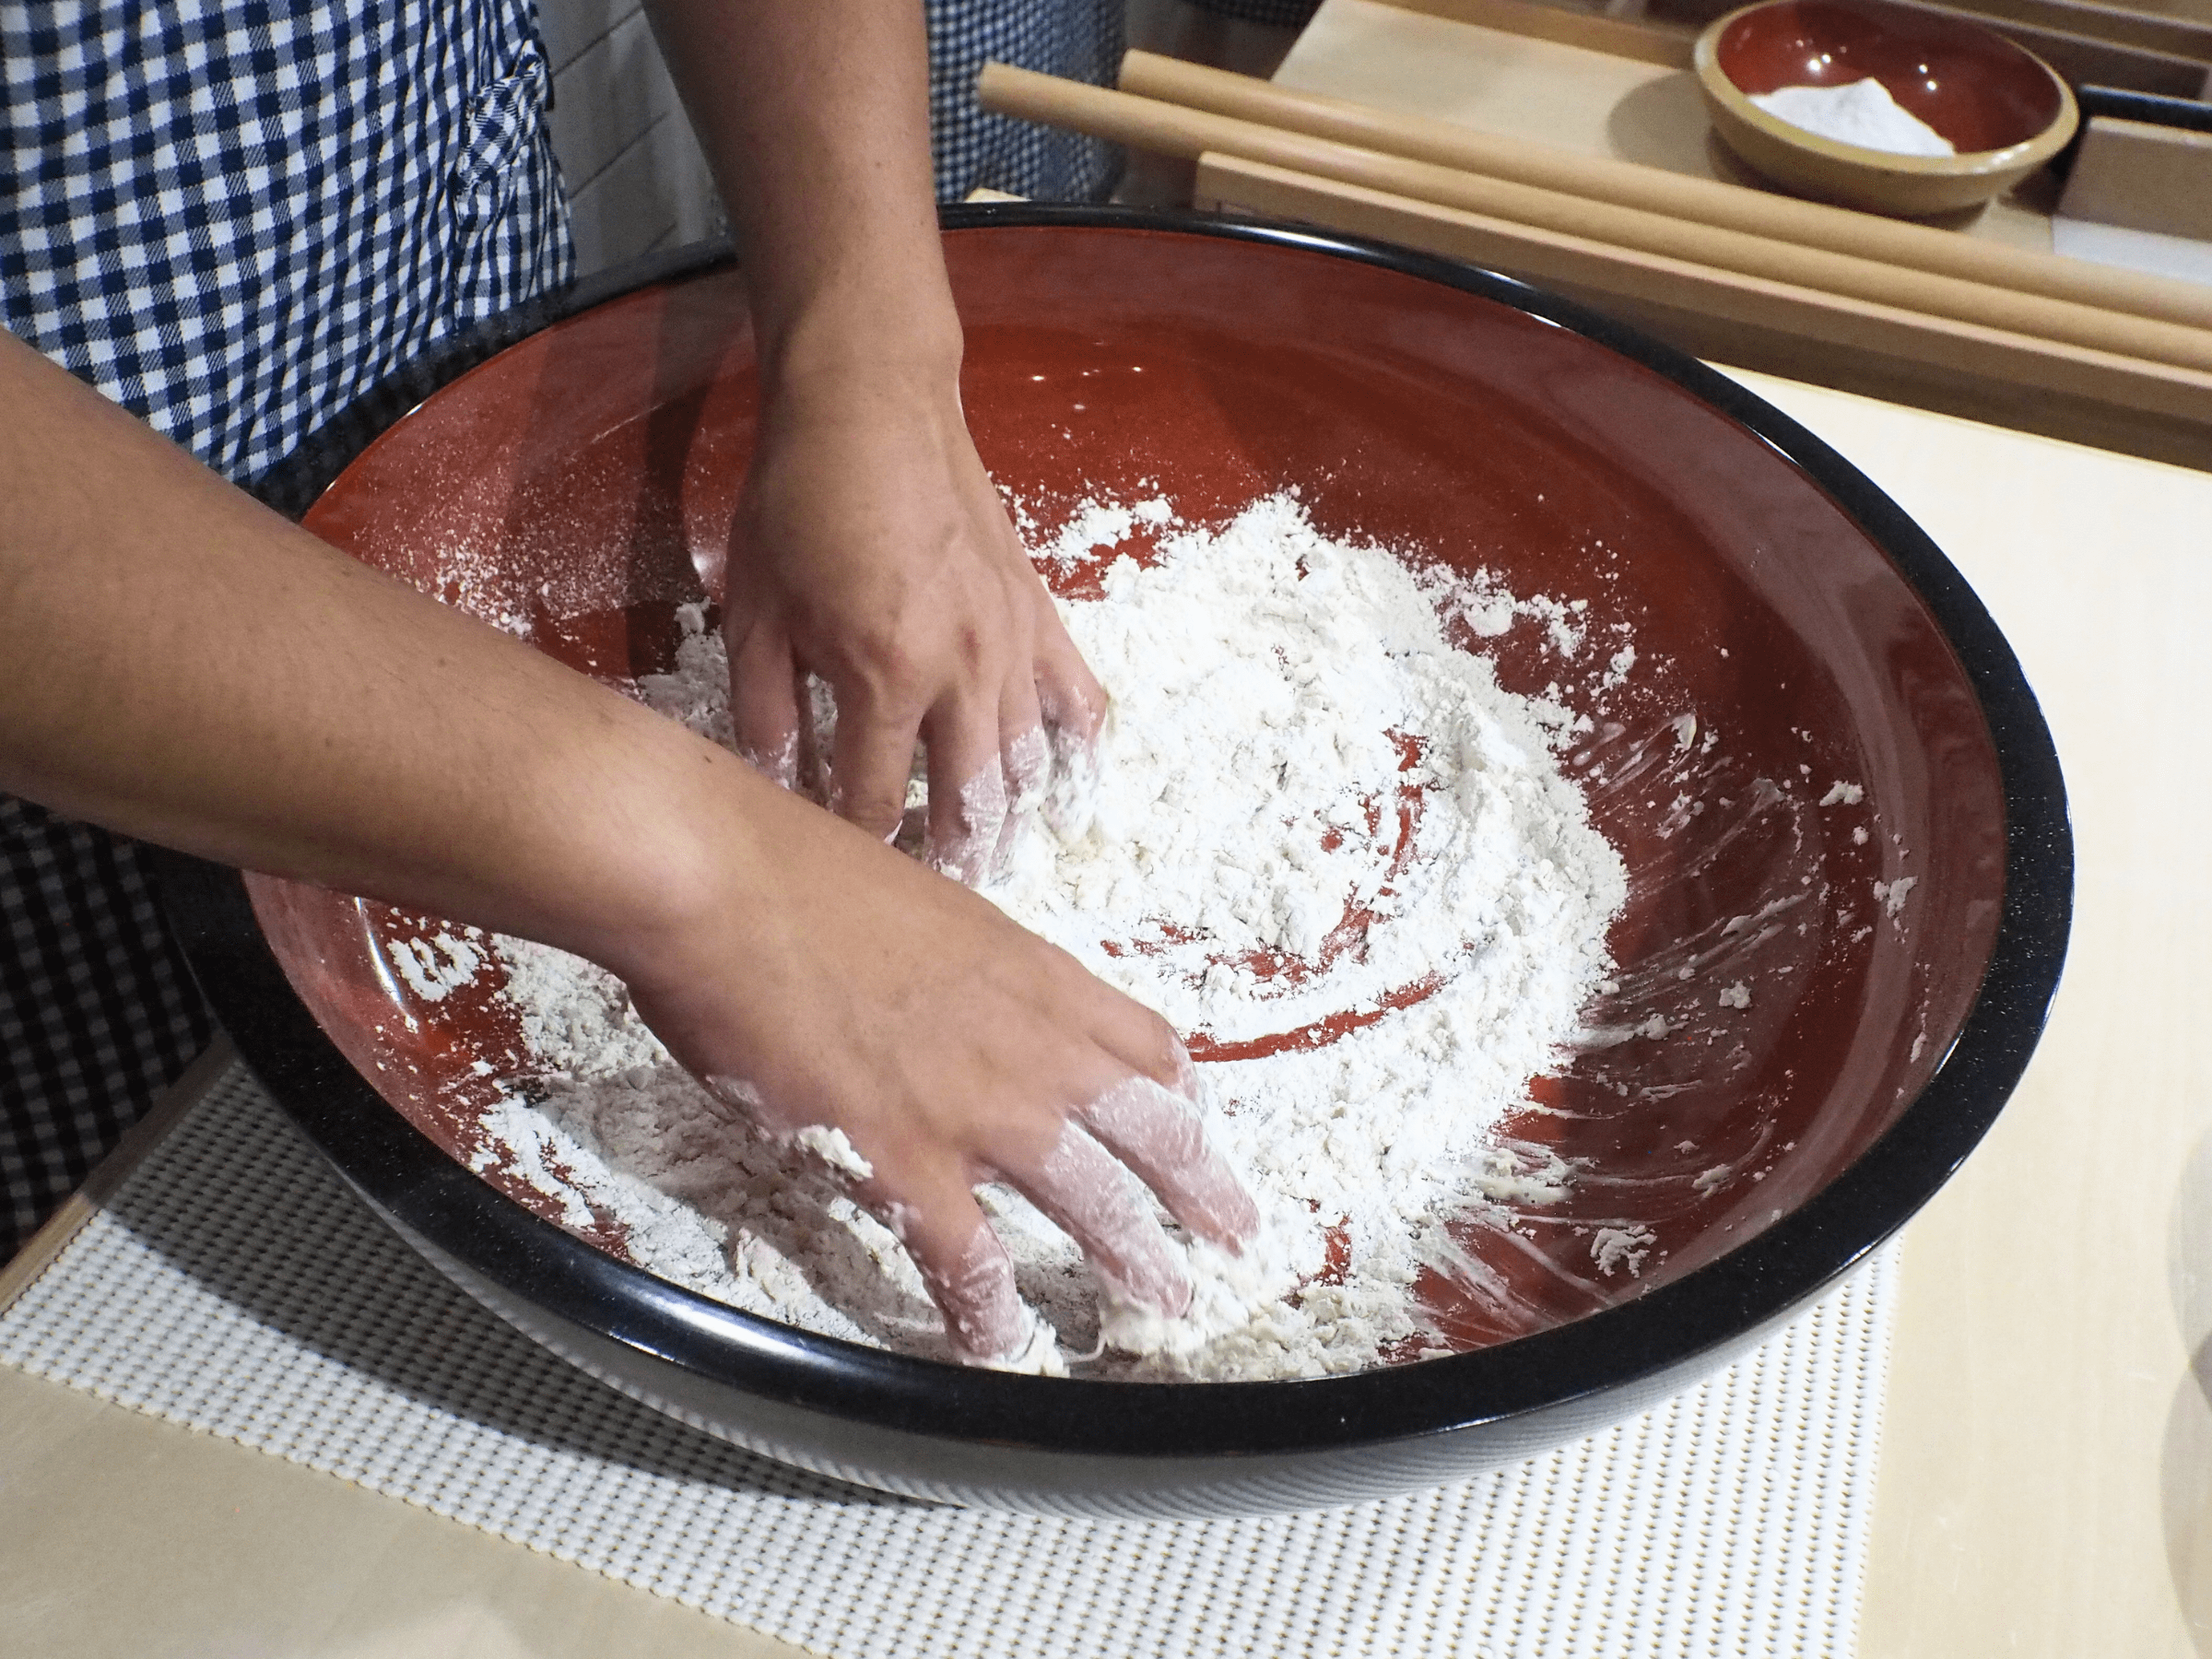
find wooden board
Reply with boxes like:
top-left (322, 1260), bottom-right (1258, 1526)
top-left (2062, 113), bottom-right (2212, 239)
top-left (1928, 0), bottom-right (2212, 62)
top-left (1641, 0), bottom-right (2212, 96)
top-left (1276, 0), bottom-right (2061, 252)
top-left (1411, 0), bottom-right (2212, 65)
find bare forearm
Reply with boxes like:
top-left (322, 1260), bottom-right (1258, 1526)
top-left (0, 329), bottom-right (786, 978)
top-left (642, 0), bottom-right (960, 380)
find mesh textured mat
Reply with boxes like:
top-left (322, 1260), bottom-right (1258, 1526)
top-left (0, 1059), bottom-right (1896, 1657)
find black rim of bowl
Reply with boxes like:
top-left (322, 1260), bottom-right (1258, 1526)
top-left (155, 203), bottom-right (2073, 1462)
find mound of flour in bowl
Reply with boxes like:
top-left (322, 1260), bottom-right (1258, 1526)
top-left (1747, 78), bottom-right (1957, 157)
top-left (473, 492), bottom-right (1627, 1381)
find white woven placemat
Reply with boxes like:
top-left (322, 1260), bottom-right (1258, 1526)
top-left (0, 1059), bottom-right (1897, 1657)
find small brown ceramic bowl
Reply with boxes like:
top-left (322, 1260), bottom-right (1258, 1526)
top-left (158, 208), bottom-right (2070, 1516)
top-left (1697, 0), bottom-right (2078, 216)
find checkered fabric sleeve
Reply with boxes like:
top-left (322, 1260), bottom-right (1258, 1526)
top-left (0, 0), bottom-right (574, 1259)
top-left (927, 0), bottom-right (1125, 202)
top-left (0, 0), bottom-right (574, 487)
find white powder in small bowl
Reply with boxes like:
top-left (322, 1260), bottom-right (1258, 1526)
top-left (1748, 78), bottom-right (1958, 157)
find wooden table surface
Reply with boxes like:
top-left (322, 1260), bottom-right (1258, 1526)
top-left (4, 366), bottom-right (2207, 1655)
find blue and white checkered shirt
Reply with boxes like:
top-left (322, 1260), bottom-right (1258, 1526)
top-left (0, 0), bottom-right (574, 488)
top-left (927, 0), bottom-right (1122, 203)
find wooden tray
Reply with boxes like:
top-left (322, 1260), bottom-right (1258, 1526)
top-left (1171, 0), bottom-right (2212, 465)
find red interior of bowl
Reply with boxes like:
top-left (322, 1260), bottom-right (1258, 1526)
top-left (1718, 0), bottom-right (2064, 153)
top-left (261, 227), bottom-right (2006, 1360)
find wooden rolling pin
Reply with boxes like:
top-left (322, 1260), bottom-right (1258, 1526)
top-left (976, 63), bottom-right (2212, 377)
top-left (1119, 50), bottom-right (2212, 336)
top-left (1199, 150), bottom-right (2212, 429)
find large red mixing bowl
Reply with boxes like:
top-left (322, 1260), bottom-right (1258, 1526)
top-left (159, 207), bottom-right (2070, 1516)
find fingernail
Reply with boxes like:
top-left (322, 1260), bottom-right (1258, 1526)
top-left (1171, 1041), bottom-right (1200, 1100)
top-left (966, 1309), bottom-right (1069, 1375)
top-left (1214, 1184), bottom-right (1261, 1252)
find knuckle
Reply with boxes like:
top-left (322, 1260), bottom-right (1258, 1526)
top-left (849, 626), bottom-right (923, 699)
top-left (834, 787), bottom-right (905, 837)
top-left (951, 619), bottom-right (990, 678)
top-left (1139, 1012), bottom-right (1185, 1082)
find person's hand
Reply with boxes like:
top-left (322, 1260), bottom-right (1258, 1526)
top-left (723, 359), bottom-right (1105, 886)
top-left (0, 324), bottom-right (1244, 1369)
top-left (613, 774), bottom-right (1258, 1363)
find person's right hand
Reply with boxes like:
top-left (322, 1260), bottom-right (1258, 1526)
top-left (721, 348), bottom-right (1105, 889)
top-left (612, 767), bottom-right (1259, 1363)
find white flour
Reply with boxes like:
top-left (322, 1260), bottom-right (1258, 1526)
top-left (1749, 78), bottom-right (1958, 157)
top-left (467, 494), bottom-right (1629, 1380)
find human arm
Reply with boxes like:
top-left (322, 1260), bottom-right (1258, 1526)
top-left (641, 0), bottom-right (1104, 880)
top-left (0, 328), bottom-right (1253, 1358)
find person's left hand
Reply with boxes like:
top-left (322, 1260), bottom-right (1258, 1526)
top-left (723, 359), bottom-right (1105, 885)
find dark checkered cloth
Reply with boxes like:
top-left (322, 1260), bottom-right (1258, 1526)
top-left (0, 0), bottom-right (571, 484)
top-left (0, 804), bottom-right (216, 1247)
top-left (927, 0), bottom-right (1124, 202)
top-left (0, 0), bottom-right (574, 1257)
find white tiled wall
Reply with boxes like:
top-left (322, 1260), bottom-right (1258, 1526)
top-left (537, 0), bottom-right (723, 275)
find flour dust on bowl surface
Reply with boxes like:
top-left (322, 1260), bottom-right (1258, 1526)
top-left (158, 207), bottom-right (2071, 1516)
